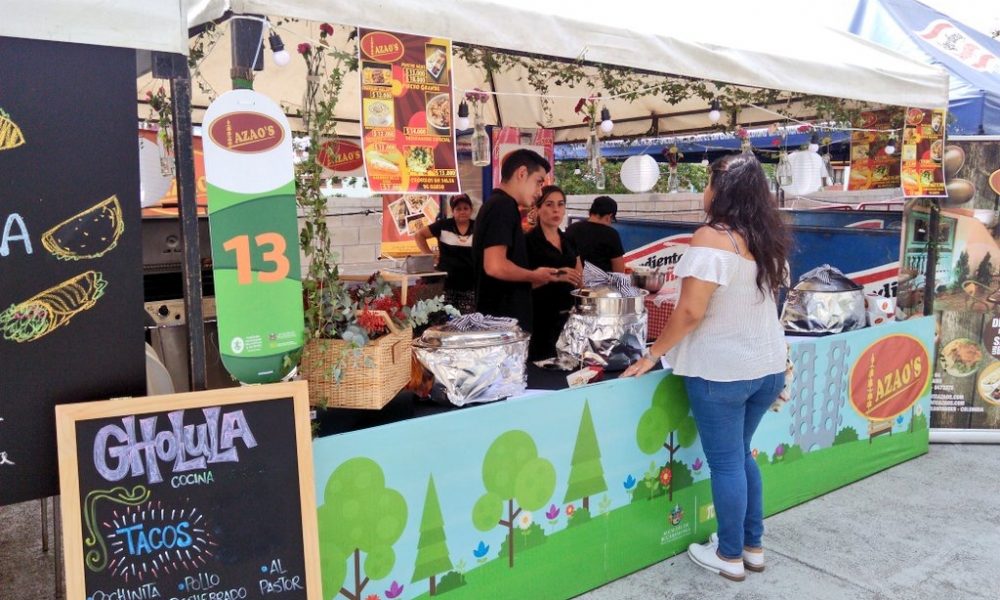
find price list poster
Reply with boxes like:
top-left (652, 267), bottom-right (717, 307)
top-left (358, 28), bottom-right (461, 194)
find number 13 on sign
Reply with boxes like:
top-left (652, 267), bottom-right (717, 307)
top-left (222, 233), bottom-right (290, 284)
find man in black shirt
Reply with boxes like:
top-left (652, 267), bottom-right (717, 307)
top-left (473, 149), bottom-right (560, 331)
top-left (565, 195), bottom-right (626, 273)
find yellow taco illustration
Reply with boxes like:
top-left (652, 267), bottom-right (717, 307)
top-left (1, 271), bottom-right (107, 343)
top-left (0, 109), bottom-right (26, 152)
top-left (41, 195), bottom-right (124, 260)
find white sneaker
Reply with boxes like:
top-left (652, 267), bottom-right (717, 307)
top-left (709, 532), bottom-right (765, 572)
top-left (687, 539), bottom-right (746, 581)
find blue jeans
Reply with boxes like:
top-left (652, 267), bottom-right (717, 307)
top-left (684, 372), bottom-right (784, 559)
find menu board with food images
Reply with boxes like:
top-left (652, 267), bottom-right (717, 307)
top-left (0, 37), bottom-right (146, 506)
top-left (56, 381), bottom-right (321, 600)
top-left (900, 107), bottom-right (947, 197)
top-left (381, 193), bottom-right (441, 256)
top-left (848, 110), bottom-right (901, 191)
top-left (358, 28), bottom-right (460, 194)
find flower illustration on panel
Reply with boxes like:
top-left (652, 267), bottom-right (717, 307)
top-left (517, 511), bottom-right (533, 530)
top-left (623, 474), bottom-right (637, 490)
top-left (385, 581), bottom-right (404, 599)
top-left (473, 540), bottom-right (490, 563)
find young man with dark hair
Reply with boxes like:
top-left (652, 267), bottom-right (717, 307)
top-left (564, 195), bottom-right (626, 273)
top-left (473, 149), bottom-right (560, 331)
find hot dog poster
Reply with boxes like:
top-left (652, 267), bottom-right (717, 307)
top-left (358, 28), bottom-right (461, 194)
top-left (0, 37), bottom-right (146, 506)
top-left (848, 109), bottom-right (901, 191)
top-left (901, 107), bottom-right (948, 198)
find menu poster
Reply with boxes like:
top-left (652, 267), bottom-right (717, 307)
top-left (381, 193), bottom-right (440, 256)
top-left (901, 107), bottom-right (948, 197)
top-left (56, 381), bottom-right (321, 600)
top-left (358, 28), bottom-right (460, 194)
top-left (491, 127), bottom-right (556, 188)
top-left (0, 37), bottom-right (146, 506)
top-left (848, 109), bottom-right (901, 191)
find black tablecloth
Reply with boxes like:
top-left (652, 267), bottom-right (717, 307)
top-left (313, 362), bottom-right (660, 437)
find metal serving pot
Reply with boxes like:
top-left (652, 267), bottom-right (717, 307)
top-left (630, 268), bottom-right (667, 293)
top-left (571, 285), bottom-right (649, 316)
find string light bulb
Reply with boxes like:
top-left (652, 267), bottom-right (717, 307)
top-left (268, 32), bottom-right (290, 67)
top-left (599, 107), bottom-right (614, 134)
top-left (701, 151), bottom-right (709, 166)
top-left (456, 101), bottom-right (470, 130)
top-left (708, 99), bottom-right (722, 124)
top-left (884, 136), bottom-right (896, 155)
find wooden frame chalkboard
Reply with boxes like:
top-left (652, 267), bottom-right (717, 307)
top-left (56, 381), bottom-right (320, 600)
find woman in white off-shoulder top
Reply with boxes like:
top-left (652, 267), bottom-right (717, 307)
top-left (622, 153), bottom-right (790, 582)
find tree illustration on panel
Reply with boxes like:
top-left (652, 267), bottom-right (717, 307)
top-left (412, 475), bottom-right (453, 596)
top-left (636, 374), bottom-right (697, 501)
top-left (318, 457), bottom-right (407, 600)
top-left (563, 401), bottom-right (608, 512)
top-left (472, 430), bottom-right (556, 569)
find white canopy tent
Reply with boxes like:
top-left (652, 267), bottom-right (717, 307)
top-left (175, 0), bottom-right (950, 142)
top-left (3, 1), bottom-right (950, 141)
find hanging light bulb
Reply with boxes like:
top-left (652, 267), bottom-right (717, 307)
top-left (701, 151), bottom-right (709, 167)
top-left (708, 99), bottom-right (722, 124)
top-left (456, 100), bottom-right (470, 130)
top-left (268, 32), bottom-right (291, 67)
top-left (884, 136), bottom-right (896, 155)
top-left (599, 107), bottom-right (614, 134)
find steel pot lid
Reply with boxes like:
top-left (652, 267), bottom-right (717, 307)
top-left (415, 324), bottom-right (529, 349)
top-left (572, 285), bottom-right (627, 299)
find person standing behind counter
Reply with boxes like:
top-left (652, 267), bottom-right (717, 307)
top-left (564, 195), bottom-right (626, 273)
top-left (526, 185), bottom-right (583, 360)
top-left (473, 149), bottom-right (560, 332)
top-left (415, 194), bottom-right (476, 314)
top-left (621, 153), bottom-right (789, 583)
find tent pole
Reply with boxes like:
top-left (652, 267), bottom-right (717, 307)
top-left (155, 52), bottom-right (208, 391)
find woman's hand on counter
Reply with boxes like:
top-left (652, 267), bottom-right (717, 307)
top-left (620, 354), bottom-right (657, 378)
top-left (557, 268), bottom-right (582, 287)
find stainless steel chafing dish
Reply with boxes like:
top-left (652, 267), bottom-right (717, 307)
top-left (413, 324), bottom-right (529, 406)
top-left (571, 285), bottom-right (649, 316)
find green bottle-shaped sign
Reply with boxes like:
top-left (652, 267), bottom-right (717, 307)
top-left (202, 90), bottom-right (303, 384)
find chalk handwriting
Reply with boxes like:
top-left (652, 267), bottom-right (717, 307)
top-left (1, 212), bottom-right (33, 256)
top-left (0, 417), bottom-right (12, 466)
top-left (93, 407), bottom-right (257, 484)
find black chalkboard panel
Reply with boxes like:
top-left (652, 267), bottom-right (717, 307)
top-left (0, 36), bottom-right (145, 505)
top-left (56, 381), bottom-right (320, 600)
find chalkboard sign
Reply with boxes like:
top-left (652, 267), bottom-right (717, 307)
top-left (0, 36), bottom-right (146, 505)
top-left (56, 381), bottom-right (321, 600)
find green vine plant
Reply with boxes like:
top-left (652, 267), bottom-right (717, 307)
top-left (187, 22), bottom-right (225, 103)
top-left (290, 22), bottom-right (359, 341)
top-left (454, 44), bottom-right (882, 137)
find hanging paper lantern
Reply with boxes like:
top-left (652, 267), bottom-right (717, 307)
top-left (138, 136), bottom-right (174, 208)
top-left (619, 154), bottom-right (660, 193)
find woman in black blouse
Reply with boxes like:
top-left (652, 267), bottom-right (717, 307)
top-left (415, 194), bottom-right (476, 314)
top-left (526, 185), bottom-right (583, 360)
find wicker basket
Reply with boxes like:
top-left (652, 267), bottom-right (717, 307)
top-left (299, 311), bottom-right (412, 409)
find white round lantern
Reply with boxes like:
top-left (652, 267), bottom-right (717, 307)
top-left (619, 154), bottom-right (660, 193)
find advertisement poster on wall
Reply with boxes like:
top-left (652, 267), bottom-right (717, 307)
top-left (899, 138), bottom-right (1000, 437)
top-left (847, 109), bottom-right (901, 191)
top-left (900, 107), bottom-right (948, 198)
top-left (358, 28), bottom-right (460, 194)
top-left (491, 127), bottom-right (556, 188)
top-left (381, 194), bottom-right (441, 256)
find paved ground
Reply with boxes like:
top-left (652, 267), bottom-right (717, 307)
top-left (3, 444), bottom-right (999, 599)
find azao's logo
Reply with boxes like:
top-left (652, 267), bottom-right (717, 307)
top-left (849, 335), bottom-right (930, 421)
top-left (208, 112), bottom-right (284, 154)
top-left (360, 31), bottom-right (405, 63)
top-left (318, 139), bottom-right (364, 172)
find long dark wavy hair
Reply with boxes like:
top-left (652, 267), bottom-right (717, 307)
top-left (705, 153), bottom-right (790, 297)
